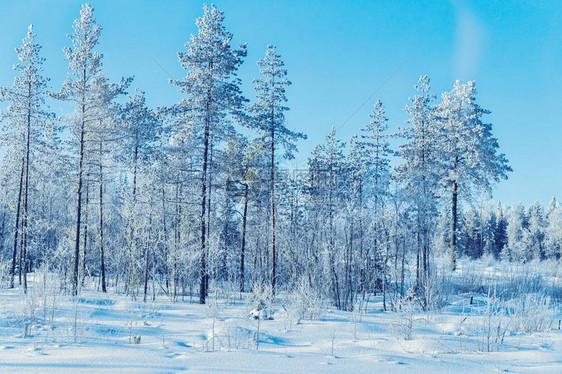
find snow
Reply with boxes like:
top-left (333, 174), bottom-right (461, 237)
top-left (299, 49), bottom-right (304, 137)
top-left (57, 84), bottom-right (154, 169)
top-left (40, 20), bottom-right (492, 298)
top-left (1, 261), bottom-right (561, 373)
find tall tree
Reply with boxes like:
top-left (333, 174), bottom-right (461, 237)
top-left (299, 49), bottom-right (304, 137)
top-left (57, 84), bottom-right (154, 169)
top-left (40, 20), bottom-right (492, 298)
top-left (121, 89), bottom-right (160, 296)
top-left (347, 135), bottom-right (369, 301)
top-left (0, 25), bottom-right (54, 291)
top-left (309, 128), bottom-right (346, 309)
top-left (436, 80), bottom-right (511, 270)
top-left (52, 4), bottom-right (129, 295)
top-left (359, 100), bottom-right (392, 308)
top-left (170, 4), bottom-right (247, 304)
top-left (249, 44), bottom-right (305, 294)
top-left (396, 76), bottom-right (439, 292)
top-left (92, 77), bottom-right (129, 292)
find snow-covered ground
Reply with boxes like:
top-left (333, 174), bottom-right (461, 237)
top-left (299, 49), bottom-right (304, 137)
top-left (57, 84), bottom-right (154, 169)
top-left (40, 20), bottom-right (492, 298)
top-left (1, 259), bottom-right (561, 373)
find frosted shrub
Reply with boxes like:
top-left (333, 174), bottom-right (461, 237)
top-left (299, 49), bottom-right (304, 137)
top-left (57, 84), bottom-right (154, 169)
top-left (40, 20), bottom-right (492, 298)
top-left (422, 274), bottom-right (448, 311)
top-left (215, 318), bottom-right (253, 350)
top-left (392, 297), bottom-right (416, 340)
top-left (494, 266), bottom-right (546, 300)
top-left (250, 282), bottom-right (274, 317)
top-left (552, 279), bottom-right (562, 303)
top-left (473, 290), bottom-right (509, 352)
top-left (37, 264), bottom-right (61, 324)
top-left (215, 280), bottom-right (239, 305)
top-left (125, 300), bottom-right (142, 344)
top-left (509, 293), bottom-right (555, 333)
top-left (456, 266), bottom-right (485, 294)
top-left (69, 298), bottom-right (86, 343)
top-left (0, 260), bottom-right (10, 287)
top-left (14, 288), bottom-right (40, 338)
top-left (289, 277), bottom-right (326, 321)
top-left (204, 290), bottom-right (222, 351)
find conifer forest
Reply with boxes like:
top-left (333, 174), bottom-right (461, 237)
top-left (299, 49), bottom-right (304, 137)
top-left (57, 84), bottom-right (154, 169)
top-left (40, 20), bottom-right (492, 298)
top-left (0, 3), bottom-right (560, 373)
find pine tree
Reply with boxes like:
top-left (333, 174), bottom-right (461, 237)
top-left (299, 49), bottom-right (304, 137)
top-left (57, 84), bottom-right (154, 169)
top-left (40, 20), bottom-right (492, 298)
top-left (121, 89), bottom-right (160, 296)
top-left (359, 100), bottom-right (392, 309)
top-left (526, 201), bottom-right (546, 259)
top-left (92, 76), bottom-right (129, 293)
top-left (309, 128), bottom-right (346, 309)
top-left (504, 203), bottom-right (527, 262)
top-left (545, 197), bottom-right (562, 259)
top-left (492, 202), bottom-right (508, 258)
top-left (436, 80), bottom-right (511, 270)
top-left (0, 25), bottom-right (54, 291)
top-left (347, 135), bottom-right (369, 300)
top-left (248, 44), bottom-right (305, 294)
top-left (396, 75), bottom-right (439, 290)
top-left (52, 4), bottom-right (130, 295)
top-left (170, 4), bottom-right (247, 304)
top-left (459, 208), bottom-right (482, 259)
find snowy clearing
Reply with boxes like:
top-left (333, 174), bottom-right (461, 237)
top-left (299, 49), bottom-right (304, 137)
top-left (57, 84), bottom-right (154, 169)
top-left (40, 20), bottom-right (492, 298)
top-left (1, 259), bottom-right (561, 373)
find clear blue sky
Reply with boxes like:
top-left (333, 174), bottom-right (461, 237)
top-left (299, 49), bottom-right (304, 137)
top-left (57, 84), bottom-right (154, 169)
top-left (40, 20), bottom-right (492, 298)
top-left (0, 0), bottom-right (560, 207)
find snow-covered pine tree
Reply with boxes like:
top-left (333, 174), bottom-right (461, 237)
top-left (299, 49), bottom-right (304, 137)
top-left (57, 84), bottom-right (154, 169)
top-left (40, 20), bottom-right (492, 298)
top-left (91, 76), bottom-right (130, 293)
top-left (396, 75), bottom-right (439, 291)
top-left (222, 136), bottom-right (265, 292)
top-left (248, 44), bottom-right (305, 294)
top-left (121, 89), bottom-right (160, 207)
top-left (359, 99), bottom-right (392, 309)
top-left (545, 197), bottom-right (562, 259)
top-left (525, 201), bottom-right (547, 260)
top-left (459, 208), bottom-right (482, 259)
top-left (0, 25), bottom-right (54, 291)
top-left (347, 135), bottom-right (369, 301)
top-left (52, 4), bottom-right (130, 295)
top-left (436, 80), bottom-right (511, 270)
top-left (120, 89), bottom-right (160, 297)
top-left (170, 4), bottom-right (247, 304)
top-left (503, 203), bottom-right (527, 262)
top-left (309, 128), bottom-right (347, 309)
top-left (492, 202), bottom-right (508, 259)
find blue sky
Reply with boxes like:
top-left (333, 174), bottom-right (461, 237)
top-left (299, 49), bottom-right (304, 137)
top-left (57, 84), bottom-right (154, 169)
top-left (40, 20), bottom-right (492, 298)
top-left (0, 0), bottom-right (560, 207)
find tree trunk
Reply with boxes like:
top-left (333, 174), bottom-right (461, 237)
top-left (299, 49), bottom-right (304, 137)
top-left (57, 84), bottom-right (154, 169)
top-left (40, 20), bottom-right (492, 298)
top-left (382, 227), bottom-right (390, 311)
top-left (143, 204), bottom-right (152, 302)
top-left (450, 178), bottom-right (458, 271)
top-left (416, 227), bottom-right (421, 289)
top-left (346, 214), bottom-right (354, 310)
top-left (72, 110), bottom-right (86, 296)
top-left (328, 165), bottom-right (340, 309)
top-left (199, 89), bottom-right (211, 304)
top-left (10, 157), bottom-right (25, 289)
top-left (21, 182), bottom-right (28, 294)
top-left (270, 104), bottom-right (277, 295)
top-left (82, 174), bottom-right (90, 287)
top-left (205, 143), bottom-right (213, 297)
top-left (239, 183), bottom-right (249, 293)
top-left (127, 145), bottom-right (139, 295)
top-left (99, 139), bottom-right (107, 293)
top-left (400, 236), bottom-right (406, 298)
top-left (161, 185), bottom-right (169, 293)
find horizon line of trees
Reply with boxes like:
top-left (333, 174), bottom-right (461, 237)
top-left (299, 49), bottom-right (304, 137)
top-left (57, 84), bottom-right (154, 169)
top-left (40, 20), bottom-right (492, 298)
top-left (0, 3), bottom-right (558, 310)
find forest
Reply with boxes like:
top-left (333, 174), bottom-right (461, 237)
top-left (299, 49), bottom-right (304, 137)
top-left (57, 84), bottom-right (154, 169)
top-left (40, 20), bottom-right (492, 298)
top-left (0, 3), bottom-right (560, 313)
top-left (1, 4), bottom-right (561, 372)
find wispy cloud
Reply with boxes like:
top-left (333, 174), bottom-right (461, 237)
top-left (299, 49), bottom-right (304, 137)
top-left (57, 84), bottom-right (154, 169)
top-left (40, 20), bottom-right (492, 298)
top-left (453, 4), bottom-right (487, 79)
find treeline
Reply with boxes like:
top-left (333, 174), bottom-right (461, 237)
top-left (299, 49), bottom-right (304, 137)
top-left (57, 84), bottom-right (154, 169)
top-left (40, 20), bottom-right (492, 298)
top-left (0, 4), bottom-right (557, 310)
top-left (453, 200), bottom-right (562, 262)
